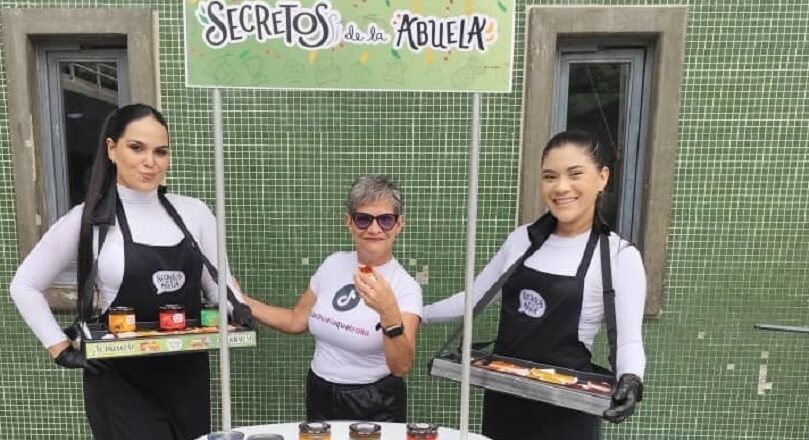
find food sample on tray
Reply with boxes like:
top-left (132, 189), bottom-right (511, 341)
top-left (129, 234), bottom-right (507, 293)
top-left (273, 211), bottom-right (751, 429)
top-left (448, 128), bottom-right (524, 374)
top-left (472, 358), bottom-right (612, 395)
top-left (480, 359), bottom-right (530, 376)
top-left (528, 368), bottom-right (578, 385)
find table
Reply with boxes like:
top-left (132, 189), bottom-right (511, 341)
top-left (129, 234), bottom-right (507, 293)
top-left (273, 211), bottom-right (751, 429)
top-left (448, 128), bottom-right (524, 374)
top-left (198, 421), bottom-right (492, 439)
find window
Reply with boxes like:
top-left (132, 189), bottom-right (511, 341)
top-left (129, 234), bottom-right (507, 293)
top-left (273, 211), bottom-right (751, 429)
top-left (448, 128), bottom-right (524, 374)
top-left (553, 44), bottom-right (651, 245)
top-left (2, 8), bottom-right (159, 308)
top-left (38, 45), bottom-right (130, 226)
top-left (520, 6), bottom-right (688, 316)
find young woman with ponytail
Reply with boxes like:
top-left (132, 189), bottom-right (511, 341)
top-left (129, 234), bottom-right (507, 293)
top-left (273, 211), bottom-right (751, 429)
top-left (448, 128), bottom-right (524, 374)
top-left (11, 104), bottom-right (251, 440)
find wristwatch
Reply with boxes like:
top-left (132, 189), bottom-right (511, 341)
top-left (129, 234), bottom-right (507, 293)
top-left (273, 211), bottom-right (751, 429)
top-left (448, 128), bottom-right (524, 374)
top-left (376, 322), bottom-right (405, 338)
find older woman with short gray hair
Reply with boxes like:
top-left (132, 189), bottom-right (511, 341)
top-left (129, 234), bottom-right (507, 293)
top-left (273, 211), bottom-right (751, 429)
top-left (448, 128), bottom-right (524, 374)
top-left (244, 174), bottom-right (422, 422)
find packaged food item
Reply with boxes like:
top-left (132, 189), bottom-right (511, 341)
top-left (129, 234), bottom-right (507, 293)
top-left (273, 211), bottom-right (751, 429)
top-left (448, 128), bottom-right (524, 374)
top-left (406, 422), bottom-right (438, 440)
top-left (107, 306), bottom-right (136, 333)
top-left (298, 422), bottom-right (330, 440)
top-left (200, 304), bottom-right (219, 327)
top-left (359, 265), bottom-right (374, 274)
top-left (349, 422), bottom-right (381, 439)
top-left (158, 304), bottom-right (186, 331)
top-left (528, 368), bottom-right (578, 385)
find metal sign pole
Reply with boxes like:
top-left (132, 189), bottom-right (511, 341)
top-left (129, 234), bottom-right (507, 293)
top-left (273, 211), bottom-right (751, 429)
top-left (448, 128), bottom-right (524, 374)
top-left (212, 87), bottom-right (232, 430)
top-left (460, 92), bottom-right (482, 439)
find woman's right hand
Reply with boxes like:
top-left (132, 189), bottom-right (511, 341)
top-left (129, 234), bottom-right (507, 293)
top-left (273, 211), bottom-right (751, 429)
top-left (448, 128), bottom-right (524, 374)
top-left (48, 340), bottom-right (71, 359)
top-left (50, 342), bottom-right (105, 375)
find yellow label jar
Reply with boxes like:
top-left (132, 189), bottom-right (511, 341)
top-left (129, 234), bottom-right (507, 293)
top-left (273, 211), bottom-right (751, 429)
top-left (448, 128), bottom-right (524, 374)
top-left (108, 306), bottom-right (136, 333)
top-left (299, 422), bottom-right (330, 440)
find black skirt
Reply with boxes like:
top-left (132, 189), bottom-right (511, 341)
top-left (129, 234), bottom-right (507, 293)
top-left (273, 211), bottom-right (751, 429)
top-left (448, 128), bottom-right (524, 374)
top-left (306, 369), bottom-right (407, 422)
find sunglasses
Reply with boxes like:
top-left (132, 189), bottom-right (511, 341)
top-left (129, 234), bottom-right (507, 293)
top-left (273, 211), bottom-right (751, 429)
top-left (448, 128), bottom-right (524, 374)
top-left (350, 212), bottom-right (400, 231)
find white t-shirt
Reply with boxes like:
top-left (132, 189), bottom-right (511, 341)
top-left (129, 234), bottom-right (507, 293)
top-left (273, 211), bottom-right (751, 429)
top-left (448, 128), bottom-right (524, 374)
top-left (10, 184), bottom-right (242, 348)
top-left (424, 225), bottom-right (647, 379)
top-left (308, 252), bottom-right (423, 384)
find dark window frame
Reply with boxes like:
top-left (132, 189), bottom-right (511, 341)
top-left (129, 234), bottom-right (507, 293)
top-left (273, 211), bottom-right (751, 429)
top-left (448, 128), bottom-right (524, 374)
top-left (2, 8), bottom-right (159, 309)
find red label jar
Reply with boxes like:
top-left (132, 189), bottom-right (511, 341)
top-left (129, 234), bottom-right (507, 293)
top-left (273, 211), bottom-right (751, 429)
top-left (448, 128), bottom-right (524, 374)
top-left (407, 423), bottom-right (438, 440)
top-left (159, 304), bottom-right (186, 331)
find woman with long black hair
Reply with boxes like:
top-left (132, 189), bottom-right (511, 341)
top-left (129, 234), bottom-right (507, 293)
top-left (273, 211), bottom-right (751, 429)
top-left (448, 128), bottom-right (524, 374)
top-left (425, 130), bottom-right (646, 440)
top-left (11, 104), bottom-right (251, 440)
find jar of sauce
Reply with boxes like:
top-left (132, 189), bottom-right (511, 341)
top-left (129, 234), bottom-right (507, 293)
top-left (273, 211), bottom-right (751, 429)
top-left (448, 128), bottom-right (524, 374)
top-left (200, 305), bottom-right (219, 327)
top-left (407, 423), bottom-right (439, 440)
top-left (108, 306), bottom-right (136, 333)
top-left (159, 304), bottom-right (186, 331)
top-left (349, 422), bottom-right (381, 439)
top-left (298, 421), bottom-right (330, 440)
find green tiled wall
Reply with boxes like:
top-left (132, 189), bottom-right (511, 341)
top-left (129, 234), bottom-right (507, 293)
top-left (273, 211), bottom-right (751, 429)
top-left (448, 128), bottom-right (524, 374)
top-left (1, 1), bottom-right (807, 439)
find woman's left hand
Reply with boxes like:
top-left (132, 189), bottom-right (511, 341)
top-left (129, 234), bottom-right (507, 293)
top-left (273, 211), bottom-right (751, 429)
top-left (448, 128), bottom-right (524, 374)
top-left (353, 268), bottom-right (401, 325)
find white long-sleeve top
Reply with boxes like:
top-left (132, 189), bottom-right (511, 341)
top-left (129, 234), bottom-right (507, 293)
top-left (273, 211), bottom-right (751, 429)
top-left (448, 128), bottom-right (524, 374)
top-left (10, 184), bottom-right (243, 348)
top-left (424, 225), bottom-right (647, 379)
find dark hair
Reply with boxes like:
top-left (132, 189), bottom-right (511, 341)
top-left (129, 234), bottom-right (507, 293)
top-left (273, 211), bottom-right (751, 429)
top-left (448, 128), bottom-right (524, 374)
top-left (541, 130), bottom-right (611, 169)
top-left (346, 175), bottom-right (403, 215)
top-left (76, 104), bottom-right (167, 319)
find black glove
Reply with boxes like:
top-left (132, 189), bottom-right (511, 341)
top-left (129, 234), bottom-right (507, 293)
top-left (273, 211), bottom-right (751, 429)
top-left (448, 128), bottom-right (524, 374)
top-left (603, 373), bottom-right (643, 423)
top-left (231, 301), bottom-right (254, 328)
top-left (54, 346), bottom-right (105, 375)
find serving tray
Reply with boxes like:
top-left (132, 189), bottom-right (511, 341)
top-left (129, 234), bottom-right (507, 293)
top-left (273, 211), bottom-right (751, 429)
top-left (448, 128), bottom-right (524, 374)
top-left (429, 352), bottom-right (614, 416)
top-left (80, 320), bottom-right (256, 360)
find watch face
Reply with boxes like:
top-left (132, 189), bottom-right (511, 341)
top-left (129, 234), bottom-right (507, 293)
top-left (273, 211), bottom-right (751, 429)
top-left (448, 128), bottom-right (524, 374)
top-left (384, 324), bottom-right (404, 338)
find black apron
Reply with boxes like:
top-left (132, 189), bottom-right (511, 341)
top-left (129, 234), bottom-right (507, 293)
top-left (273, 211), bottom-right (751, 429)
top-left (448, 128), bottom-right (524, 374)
top-left (83, 194), bottom-right (210, 440)
top-left (482, 227), bottom-right (602, 440)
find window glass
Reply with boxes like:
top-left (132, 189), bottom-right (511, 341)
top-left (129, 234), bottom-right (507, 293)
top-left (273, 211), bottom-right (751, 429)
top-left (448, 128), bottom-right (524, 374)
top-left (554, 47), bottom-right (648, 244)
top-left (565, 62), bottom-right (631, 230)
top-left (61, 62), bottom-right (120, 207)
top-left (39, 49), bottom-right (129, 225)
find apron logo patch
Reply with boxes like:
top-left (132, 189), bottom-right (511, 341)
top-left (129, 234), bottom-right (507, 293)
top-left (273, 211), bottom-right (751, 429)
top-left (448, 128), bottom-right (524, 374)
top-left (152, 271), bottom-right (186, 294)
top-left (332, 284), bottom-right (361, 311)
top-left (518, 289), bottom-right (546, 318)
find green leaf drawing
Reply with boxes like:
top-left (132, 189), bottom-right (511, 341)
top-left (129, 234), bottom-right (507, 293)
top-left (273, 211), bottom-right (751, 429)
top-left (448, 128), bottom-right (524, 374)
top-left (196, 8), bottom-right (209, 25)
top-left (497, 1), bottom-right (507, 12)
top-left (385, 0), bottom-right (391, 7)
top-left (390, 49), bottom-right (401, 60)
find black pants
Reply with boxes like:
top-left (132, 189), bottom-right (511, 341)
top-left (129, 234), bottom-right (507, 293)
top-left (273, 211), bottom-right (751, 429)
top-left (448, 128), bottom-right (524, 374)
top-left (482, 390), bottom-right (601, 440)
top-left (84, 354), bottom-right (210, 440)
top-left (306, 369), bottom-right (407, 422)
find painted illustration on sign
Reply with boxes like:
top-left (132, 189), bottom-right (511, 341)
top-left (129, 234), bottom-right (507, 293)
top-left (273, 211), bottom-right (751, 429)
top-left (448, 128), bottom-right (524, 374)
top-left (184, 0), bottom-right (515, 92)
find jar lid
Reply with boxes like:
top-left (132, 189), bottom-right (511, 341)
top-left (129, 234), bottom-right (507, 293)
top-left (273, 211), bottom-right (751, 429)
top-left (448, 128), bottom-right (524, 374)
top-left (207, 431), bottom-right (245, 440)
top-left (160, 304), bottom-right (184, 311)
top-left (407, 423), bottom-right (439, 434)
top-left (299, 422), bottom-right (330, 434)
top-left (108, 306), bottom-right (134, 313)
top-left (349, 422), bottom-right (381, 434)
top-left (246, 434), bottom-right (284, 440)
